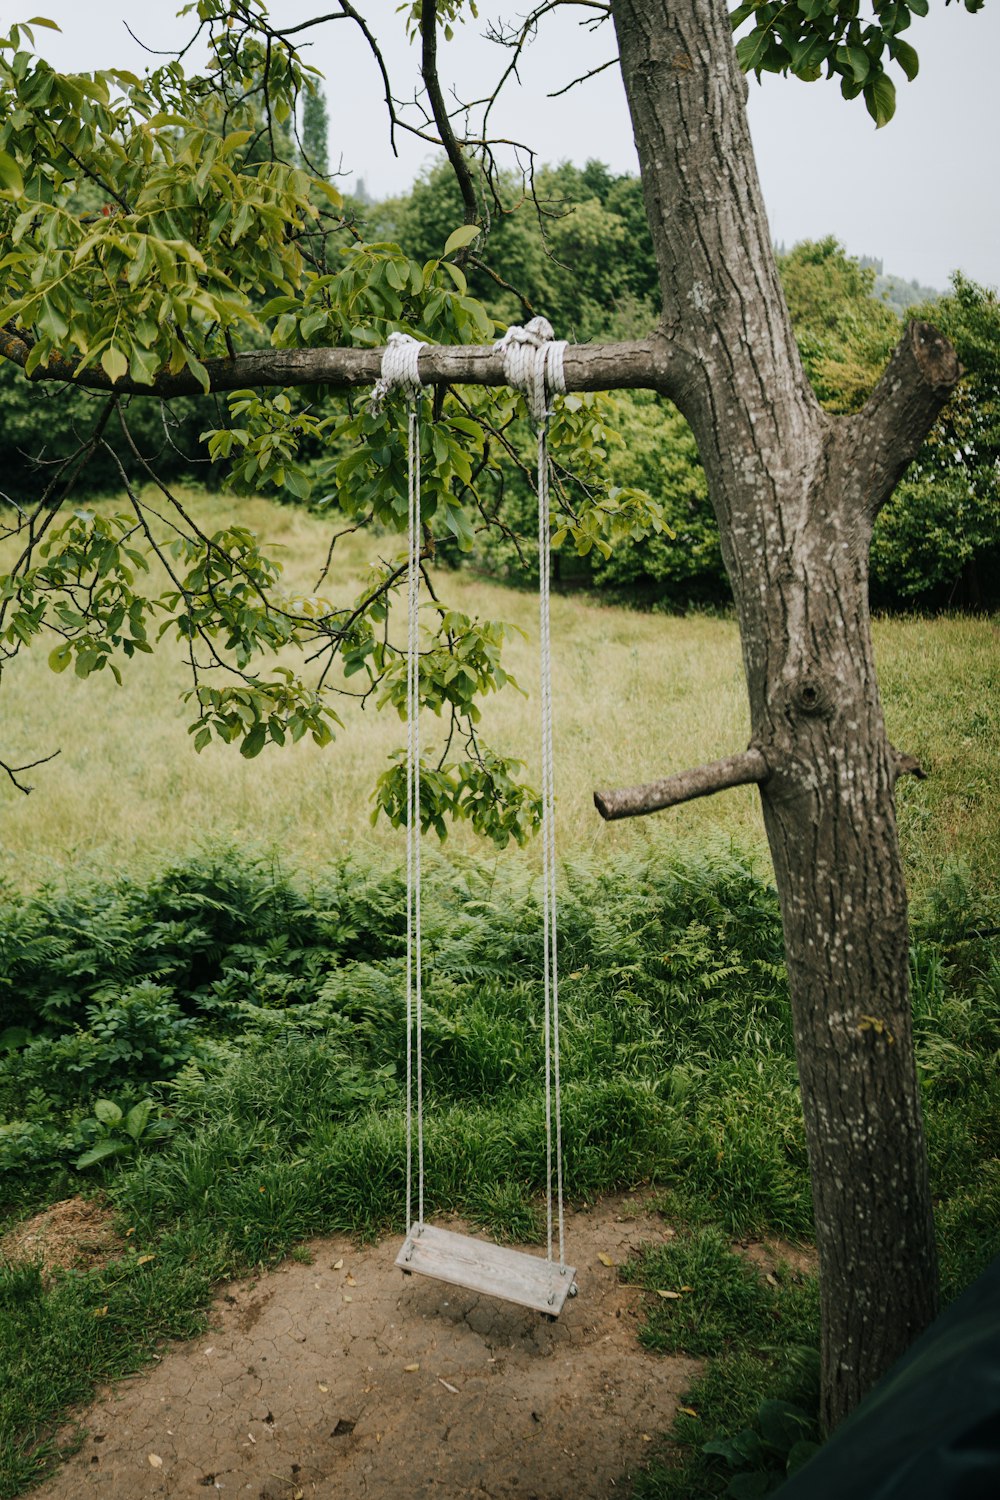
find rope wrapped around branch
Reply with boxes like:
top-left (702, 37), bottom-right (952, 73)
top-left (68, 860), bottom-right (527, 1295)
top-left (495, 316), bottom-right (567, 426)
top-left (369, 330), bottom-right (425, 415)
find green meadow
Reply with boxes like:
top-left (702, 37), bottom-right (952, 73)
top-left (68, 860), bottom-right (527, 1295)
top-left (1, 490), bottom-right (996, 904)
top-left (1, 490), bottom-right (997, 1498)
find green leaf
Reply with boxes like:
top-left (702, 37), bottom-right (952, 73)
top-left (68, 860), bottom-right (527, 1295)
top-left (129, 345), bottom-right (161, 387)
top-left (26, 16), bottom-right (62, 27)
top-left (864, 71), bottom-right (897, 127)
top-left (891, 36), bottom-right (919, 82)
top-left (442, 259), bottom-right (468, 296)
top-left (100, 345), bottom-right (129, 385)
top-left (443, 223), bottom-right (481, 256)
top-left (0, 150), bottom-right (24, 197)
top-left (124, 1100), bottom-right (153, 1141)
top-left (787, 1438), bottom-right (822, 1474)
top-left (47, 641), bottom-right (72, 673)
top-left (94, 1099), bottom-right (123, 1126)
top-left (729, 2), bottom-right (758, 29)
top-left (76, 1139), bottom-right (127, 1169)
top-left (735, 29), bottom-right (778, 74)
top-left (756, 1399), bottom-right (813, 1450)
top-left (181, 347), bottom-right (211, 395)
top-left (240, 723), bottom-right (267, 759)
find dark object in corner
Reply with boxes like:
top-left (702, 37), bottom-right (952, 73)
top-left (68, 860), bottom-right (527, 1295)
top-left (776, 1253), bottom-right (1000, 1498)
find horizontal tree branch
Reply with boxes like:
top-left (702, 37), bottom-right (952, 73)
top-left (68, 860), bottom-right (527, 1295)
top-left (594, 746), bottom-right (769, 821)
top-left (0, 327), bottom-right (678, 401)
top-left (853, 320), bottom-right (962, 520)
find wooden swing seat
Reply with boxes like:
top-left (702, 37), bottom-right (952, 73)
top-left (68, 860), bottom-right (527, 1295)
top-left (396, 1223), bottom-right (577, 1316)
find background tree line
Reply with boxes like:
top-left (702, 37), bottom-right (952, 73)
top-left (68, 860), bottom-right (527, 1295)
top-left (4, 138), bottom-right (996, 612)
top-left (370, 159), bottom-right (998, 611)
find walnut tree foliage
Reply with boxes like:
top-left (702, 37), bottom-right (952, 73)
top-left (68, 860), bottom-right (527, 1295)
top-left (0, 0), bottom-right (989, 819)
top-left (731, 0), bottom-right (986, 126)
top-left (0, 6), bottom-right (660, 831)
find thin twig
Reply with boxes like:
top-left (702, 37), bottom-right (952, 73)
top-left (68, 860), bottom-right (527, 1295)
top-left (1, 748), bottom-right (61, 796)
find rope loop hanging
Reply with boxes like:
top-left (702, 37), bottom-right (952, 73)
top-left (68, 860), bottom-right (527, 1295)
top-left (494, 318), bottom-right (567, 1266)
top-left (372, 332), bottom-right (427, 1237)
top-left (375, 321), bottom-right (571, 1294)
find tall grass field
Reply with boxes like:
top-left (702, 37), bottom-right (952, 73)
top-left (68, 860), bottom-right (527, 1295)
top-left (1, 491), bottom-right (997, 905)
top-left (1, 489), bottom-right (997, 1498)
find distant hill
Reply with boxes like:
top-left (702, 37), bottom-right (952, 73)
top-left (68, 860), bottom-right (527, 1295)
top-left (857, 256), bottom-right (942, 316)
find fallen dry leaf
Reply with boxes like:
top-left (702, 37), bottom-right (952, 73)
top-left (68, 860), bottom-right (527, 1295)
top-left (136, 1254), bottom-right (155, 1266)
top-left (597, 1253), bottom-right (615, 1267)
top-left (438, 1378), bottom-right (459, 1393)
top-left (404, 1363), bottom-right (420, 1373)
top-left (318, 1383), bottom-right (329, 1393)
top-left (678, 1406), bottom-right (699, 1418)
top-left (342, 1294), bottom-right (353, 1304)
top-left (332, 1257), bottom-right (344, 1270)
top-left (656, 1289), bottom-right (682, 1299)
top-left (147, 1454), bottom-right (163, 1468)
top-left (93, 1305), bottom-right (108, 1318)
top-left (346, 1273), bottom-right (357, 1286)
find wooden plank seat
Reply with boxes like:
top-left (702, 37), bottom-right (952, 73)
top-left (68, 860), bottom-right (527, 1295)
top-left (395, 1224), bottom-right (577, 1316)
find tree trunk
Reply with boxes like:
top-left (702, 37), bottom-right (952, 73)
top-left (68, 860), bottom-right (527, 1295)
top-left (609, 0), bottom-right (954, 1430)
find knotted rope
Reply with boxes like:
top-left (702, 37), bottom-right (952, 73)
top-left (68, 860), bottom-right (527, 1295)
top-left (369, 329), bottom-right (424, 414)
top-left (494, 316), bottom-right (567, 426)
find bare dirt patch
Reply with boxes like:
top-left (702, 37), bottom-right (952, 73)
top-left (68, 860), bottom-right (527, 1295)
top-left (30, 1193), bottom-right (699, 1500)
top-left (0, 1196), bottom-right (122, 1282)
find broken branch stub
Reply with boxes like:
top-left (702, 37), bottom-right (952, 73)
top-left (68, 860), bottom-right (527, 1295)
top-left (594, 747), bottom-right (769, 822)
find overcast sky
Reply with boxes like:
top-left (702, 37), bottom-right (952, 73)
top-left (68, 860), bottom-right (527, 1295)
top-left (11, 1), bottom-right (999, 292)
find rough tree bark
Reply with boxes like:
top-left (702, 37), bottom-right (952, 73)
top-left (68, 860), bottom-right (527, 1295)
top-left (1, 0), bottom-right (963, 1434)
top-left (606, 0), bottom-right (959, 1430)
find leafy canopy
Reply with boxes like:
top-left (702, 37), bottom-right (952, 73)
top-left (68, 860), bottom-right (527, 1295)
top-left (0, 0), bottom-right (984, 822)
top-left (730, 0), bottom-right (987, 127)
top-left (0, 8), bottom-right (662, 838)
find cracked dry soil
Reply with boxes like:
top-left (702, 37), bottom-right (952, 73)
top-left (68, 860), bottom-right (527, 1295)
top-left (32, 1195), bottom-right (698, 1500)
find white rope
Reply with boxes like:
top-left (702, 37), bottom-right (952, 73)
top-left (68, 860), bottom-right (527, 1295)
top-left (374, 334), bottom-right (426, 1236)
top-left (497, 319), bottom-right (567, 1268)
top-left (370, 330), bottom-right (424, 415)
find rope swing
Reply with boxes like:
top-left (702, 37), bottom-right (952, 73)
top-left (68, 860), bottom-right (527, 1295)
top-left (378, 322), bottom-right (577, 1316)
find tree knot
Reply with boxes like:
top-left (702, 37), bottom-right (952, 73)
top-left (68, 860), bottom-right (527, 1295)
top-left (791, 674), bottom-right (835, 719)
